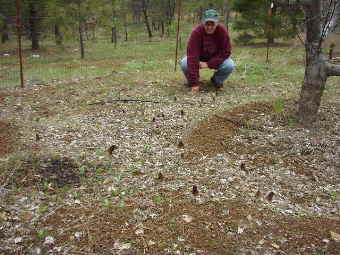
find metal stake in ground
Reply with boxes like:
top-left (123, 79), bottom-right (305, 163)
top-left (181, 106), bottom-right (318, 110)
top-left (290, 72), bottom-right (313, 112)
top-left (16, 0), bottom-right (24, 88)
top-left (266, 1), bottom-right (274, 63)
top-left (174, 0), bottom-right (182, 71)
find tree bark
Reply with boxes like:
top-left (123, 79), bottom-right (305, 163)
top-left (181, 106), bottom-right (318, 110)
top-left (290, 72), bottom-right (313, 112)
top-left (166, 0), bottom-right (175, 24)
top-left (112, 27), bottom-right (117, 47)
top-left (111, 0), bottom-right (117, 46)
top-left (1, 22), bottom-right (10, 43)
top-left (274, 0), bottom-right (340, 126)
top-left (225, 7), bottom-right (230, 31)
top-left (326, 61), bottom-right (340, 75)
top-left (266, 2), bottom-right (277, 44)
top-left (54, 24), bottom-right (63, 46)
top-left (79, 23), bottom-right (84, 59)
top-left (161, 21), bottom-right (165, 37)
top-left (124, 13), bottom-right (128, 41)
top-left (141, 0), bottom-right (152, 40)
top-left (299, 57), bottom-right (328, 125)
top-left (198, 6), bottom-right (203, 23)
top-left (29, 1), bottom-right (39, 50)
top-left (324, 0), bottom-right (340, 35)
top-left (298, 1), bottom-right (324, 125)
top-left (165, 0), bottom-right (175, 37)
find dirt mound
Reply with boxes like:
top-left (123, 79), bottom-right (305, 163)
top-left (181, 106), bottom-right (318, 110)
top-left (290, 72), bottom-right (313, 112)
top-left (184, 102), bottom-right (272, 158)
top-left (37, 199), bottom-right (340, 255)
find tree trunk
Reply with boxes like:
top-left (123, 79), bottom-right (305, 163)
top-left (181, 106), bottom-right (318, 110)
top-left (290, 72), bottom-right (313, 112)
top-left (29, 2), bottom-right (39, 50)
top-left (77, 2), bottom-right (84, 59)
top-left (167, 0), bottom-right (175, 24)
top-left (141, 0), bottom-right (152, 40)
top-left (152, 20), bottom-right (156, 31)
top-left (79, 23), bottom-right (85, 59)
top-left (124, 13), bottom-right (128, 41)
top-left (54, 24), bottom-right (63, 46)
top-left (266, 3), bottom-right (276, 44)
top-left (267, 37), bottom-right (274, 44)
top-left (92, 24), bottom-right (96, 41)
top-left (274, 0), bottom-right (340, 126)
top-left (84, 24), bottom-right (89, 40)
top-left (225, 8), bottom-right (230, 31)
top-left (111, 27), bottom-right (117, 48)
top-left (198, 6), bottom-right (203, 23)
top-left (299, 56), bottom-right (328, 125)
top-left (298, 1), bottom-right (325, 125)
top-left (161, 21), bottom-right (165, 37)
top-left (111, 0), bottom-right (117, 46)
top-left (1, 22), bottom-right (10, 43)
top-left (325, 0), bottom-right (340, 34)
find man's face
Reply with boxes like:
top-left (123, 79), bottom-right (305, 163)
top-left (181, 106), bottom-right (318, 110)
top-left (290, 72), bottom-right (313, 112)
top-left (204, 21), bottom-right (218, 34)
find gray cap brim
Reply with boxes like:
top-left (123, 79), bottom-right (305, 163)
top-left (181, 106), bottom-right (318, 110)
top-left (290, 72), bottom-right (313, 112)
top-left (204, 18), bottom-right (218, 23)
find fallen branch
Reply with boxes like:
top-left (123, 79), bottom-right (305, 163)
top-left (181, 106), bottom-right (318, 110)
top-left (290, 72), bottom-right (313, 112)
top-left (215, 115), bottom-right (266, 132)
top-left (1, 169), bottom-right (15, 190)
top-left (88, 98), bottom-right (209, 106)
top-left (326, 60), bottom-right (340, 76)
top-left (215, 115), bottom-right (243, 126)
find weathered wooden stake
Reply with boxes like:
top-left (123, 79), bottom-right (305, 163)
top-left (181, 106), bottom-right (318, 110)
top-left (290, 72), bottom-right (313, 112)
top-left (174, 0), bottom-right (182, 71)
top-left (266, 1), bottom-right (273, 63)
top-left (16, 0), bottom-right (24, 88)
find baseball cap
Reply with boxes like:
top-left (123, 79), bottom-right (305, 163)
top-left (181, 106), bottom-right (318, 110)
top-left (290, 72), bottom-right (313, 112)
top-left (203, 9), bottom-right (219, 23)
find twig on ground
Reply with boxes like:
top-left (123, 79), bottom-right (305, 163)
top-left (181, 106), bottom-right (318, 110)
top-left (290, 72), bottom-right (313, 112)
top-left (88, 98), bottom-right (210, 106)
top-left (215, 114), bottom-right (265, 132)
top-left (215, 115), bottom-right (242, 126)
top-left (39, 205), bottom-right (65, 222)
top-left (1, 169), bottom-right (15, 190)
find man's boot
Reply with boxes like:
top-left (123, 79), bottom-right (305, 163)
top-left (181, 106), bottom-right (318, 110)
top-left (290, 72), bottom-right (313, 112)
top-left (210, 77), bottom-right (223, 89)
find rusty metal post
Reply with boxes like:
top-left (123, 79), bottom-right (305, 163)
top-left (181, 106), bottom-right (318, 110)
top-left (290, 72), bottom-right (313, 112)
top-left (266, 1), bottom-right (273, 63)
top-left (174, 0), bottom-right (182, 71)
top-left (16, 0), bottom-right (24, 88)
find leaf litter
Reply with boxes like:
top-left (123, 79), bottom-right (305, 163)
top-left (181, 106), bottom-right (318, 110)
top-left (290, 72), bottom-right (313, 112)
top-left (0, 78), bottom-right (339, 254)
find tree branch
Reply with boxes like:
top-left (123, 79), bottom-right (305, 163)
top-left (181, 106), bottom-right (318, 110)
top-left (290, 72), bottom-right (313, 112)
top-left (88, 98), bottom-right (210, 106)
top-left (326, 61), bottom-right (340, 76)
top-left (319, 0), bottom-right (337, 47)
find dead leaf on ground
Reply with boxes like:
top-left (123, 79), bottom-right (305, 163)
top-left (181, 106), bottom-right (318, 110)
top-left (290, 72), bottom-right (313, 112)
top-left (330, 231), bottom-right (340, 242)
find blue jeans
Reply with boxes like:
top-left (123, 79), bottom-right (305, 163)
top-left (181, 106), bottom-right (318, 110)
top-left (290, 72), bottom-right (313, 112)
top-left (180, 57), bottom-right (235, 85)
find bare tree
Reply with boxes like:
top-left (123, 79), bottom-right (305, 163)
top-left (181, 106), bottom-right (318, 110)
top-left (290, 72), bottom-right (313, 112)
top-left (54, 24), bottom-right (63, 45)
top-left (275, 0), bottom-right (340, 126)
top-left (326, 0), bottom-right (340, 34)
top-left (1, 16), bottom-right (10, 43)
top-left (28, 0), bottom-right (40, 50)
top-left (111, 0), bottom-right (117, 47)
top-left (76, 1), bottom-right (85, 59)
top-left (141, 0), bottom-right (152, 40)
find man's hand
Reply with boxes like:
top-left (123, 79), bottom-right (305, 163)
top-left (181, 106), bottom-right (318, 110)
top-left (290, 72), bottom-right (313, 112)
top-left (191, 86), bottom-right (200, 93)
top-left (199, 62), bottom-right (208, 69)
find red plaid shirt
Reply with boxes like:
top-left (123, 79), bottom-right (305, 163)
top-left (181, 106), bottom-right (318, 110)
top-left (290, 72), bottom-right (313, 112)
top-left (186, 24), bottom-right (231, 87)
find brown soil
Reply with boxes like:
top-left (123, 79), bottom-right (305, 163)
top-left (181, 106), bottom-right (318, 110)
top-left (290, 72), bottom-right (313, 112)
top-left (0, 121), bottom-right (18, 156)
top-left (1, 94), bottom-right (339, 254)
top-left (9, 157), bottom-right (82, 189)
top-left (35, 198), bottom-right (340, 255)
top-left (184, 102), bottom-right (273, 158)
top-left (0, 91), bottom-right (26, 157)
top-left (0, 91), bottom-right (23, 104)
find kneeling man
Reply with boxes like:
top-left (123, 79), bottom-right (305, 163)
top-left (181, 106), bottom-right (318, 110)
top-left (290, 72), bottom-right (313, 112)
top-left (180, 9), bottom-right (235, 92)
